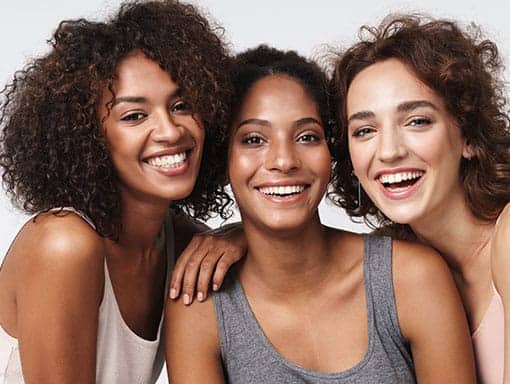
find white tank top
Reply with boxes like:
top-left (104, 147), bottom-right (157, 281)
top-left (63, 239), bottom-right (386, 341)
top-left (0, 208), bottom-right (175, 383)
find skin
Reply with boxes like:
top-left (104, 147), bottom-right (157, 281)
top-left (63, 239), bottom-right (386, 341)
top-left (346, 58), bottom-right (507, 381)
top-left (166, 74), bottom-right (475, 383)
top-left (0, 50), bottom-right (242, 383)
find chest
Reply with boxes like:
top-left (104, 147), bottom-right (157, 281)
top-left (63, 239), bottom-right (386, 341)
top-left (107, 252), bottom-right (167, 341)
top-left (247, 281), bottom-right (368, 373)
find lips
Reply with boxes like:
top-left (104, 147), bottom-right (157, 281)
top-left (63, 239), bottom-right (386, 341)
top-left (375, 169), bottom-right (425, 199)
top-left (378, 170), bottom-right (424, 186)
top-left (257, 184), bottom-right (306, 196)
top-left (146, 151), bottom-right (188, 169)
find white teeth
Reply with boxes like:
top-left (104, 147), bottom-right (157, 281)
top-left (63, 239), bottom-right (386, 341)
top-left (147, 152), bottom-right (187, 168)
top-left (379, 171), bottom-right (424, 184)
top-left (258, 185), bottom-right (305, 196)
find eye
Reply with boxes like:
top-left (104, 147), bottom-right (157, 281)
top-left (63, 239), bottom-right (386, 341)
top-left (351, 126), bottom-right (375, 138)
top-left (297, 133), bottom-right (321, 143)
top-left (171, 100), bottom-right (192, 114)
top-left (241, 133), bottom-right (264, 145)
top-left (407, 117), bottom-right (431, 127)
top-left (120, 112), bottom-right (147, 122)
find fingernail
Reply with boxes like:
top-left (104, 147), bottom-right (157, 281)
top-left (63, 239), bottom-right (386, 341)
top-left (197, 292), bottom-right (204, 302)
top-left (213, 284), bottom-right (219, 291)
top-left (183, 294), bottom-right (191, 305)
top-left (170, 288), bottom-right (177, 299)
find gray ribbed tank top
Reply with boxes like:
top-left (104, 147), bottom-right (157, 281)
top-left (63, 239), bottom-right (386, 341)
top-left (212, 235), bottom-right (416, 383)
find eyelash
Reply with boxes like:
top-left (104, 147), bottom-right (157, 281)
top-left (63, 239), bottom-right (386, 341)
top-left (171, 100), bottom-right (192, 114)
top-left (241, 134), bottom-right (264, 145)
top-left (121, 112), bottom-right (147, 122)
top-left (407, 117), bottom-right (431, 127)
top-left (351, 127), bottom-right (374, 138)
top-left (297, 133), bottom-right (321, 142)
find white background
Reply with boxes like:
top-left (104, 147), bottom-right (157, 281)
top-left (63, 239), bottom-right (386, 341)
top-left (0, 1), bottom-right (508, 382)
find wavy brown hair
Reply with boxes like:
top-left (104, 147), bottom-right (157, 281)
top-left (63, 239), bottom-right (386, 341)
top-left (329, 14), bottom-right (510, 232)
top-left (0, 0), bottom-right (233, 238)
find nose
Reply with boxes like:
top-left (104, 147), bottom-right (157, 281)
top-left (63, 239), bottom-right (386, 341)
top-left (151, 111), bottom-right (185, 144)
top-left (264, 140), bottom-right (301, 173)
top-left (377, 126), bottom-right (407, 163)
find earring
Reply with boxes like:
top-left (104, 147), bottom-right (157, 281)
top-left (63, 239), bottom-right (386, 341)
top-left (352, 173), bottom-right (362, 212)
top-left (357, 180), bottom-right (362, 210)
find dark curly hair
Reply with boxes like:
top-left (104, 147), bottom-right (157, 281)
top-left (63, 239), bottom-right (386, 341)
top-left (0, 0), bottom-right (233, 238)
top-left (329, 14), bottom-right (510, 232)
top-left (229, 45), bottom-right (334, 148)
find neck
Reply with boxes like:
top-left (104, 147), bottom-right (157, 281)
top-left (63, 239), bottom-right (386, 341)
top-left (410, 198), bottom-right (494, 277)
top-left (113, 188), bottom-right (171, 258)
top-left (239, 213), bottom-right (334, 297)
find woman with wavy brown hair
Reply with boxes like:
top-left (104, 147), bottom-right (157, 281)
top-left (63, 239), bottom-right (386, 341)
top-left (0, 1), bottom-right (244, 383)
top-left (330, 15), bottom-right (510, 383)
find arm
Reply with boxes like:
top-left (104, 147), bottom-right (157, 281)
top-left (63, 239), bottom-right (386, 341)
top-left (393, 241), bottom-right (476, 383)
top-left (492, 203), bottom-right (510, 384)
top-left (15, 213), bottom-right (104, 384)
top-left (169, 211), bottom-right (246, 304)
top-left (164, 295), bottom-right (224, 383)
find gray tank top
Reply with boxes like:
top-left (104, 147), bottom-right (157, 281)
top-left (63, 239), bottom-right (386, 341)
top-left (212, 235), bottom-right (416, 383)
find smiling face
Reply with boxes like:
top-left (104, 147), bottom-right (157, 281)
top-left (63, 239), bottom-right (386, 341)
top-left (99, 51), bottom-right (204, 206)
top-left (346, 58), bottom-right (472, 226)
top-left (228, 75), bottom-right (331, 234)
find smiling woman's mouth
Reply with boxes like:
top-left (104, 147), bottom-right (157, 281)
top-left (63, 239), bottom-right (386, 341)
top-left (379, 171), bottom-right (424, 190)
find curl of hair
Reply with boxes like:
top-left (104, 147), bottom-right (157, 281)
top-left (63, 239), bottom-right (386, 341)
top-left (0, 0), bottom-right (233, 238)
top-left (329, 14), bottom-right (510, 231)
top-left (230, 45), bottom-right (335, 149)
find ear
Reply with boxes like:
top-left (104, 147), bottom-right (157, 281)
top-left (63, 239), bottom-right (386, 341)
top-left (462, 140), bottom-right (475, 160)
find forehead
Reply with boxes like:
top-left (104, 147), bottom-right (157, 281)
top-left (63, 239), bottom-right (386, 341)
top-left (238, 75), bottom-right (320, 118)
top-left (346, 59), bottom-right (445, 113)
top-left (111, 51), bottom-right (177, 95)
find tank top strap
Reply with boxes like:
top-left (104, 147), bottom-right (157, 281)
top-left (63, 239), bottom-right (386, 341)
top-left (45, 207), bottom-right (96, 229)
top-left (363, 235), bottom-right (406, 344)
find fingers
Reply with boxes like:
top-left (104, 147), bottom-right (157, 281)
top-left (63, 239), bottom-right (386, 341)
top-left (169, 236), bottom-right (201, 301)
top-left (169, 226), bottom-right (246, 305)
top-left (195, 253), bottom-right (220, 302)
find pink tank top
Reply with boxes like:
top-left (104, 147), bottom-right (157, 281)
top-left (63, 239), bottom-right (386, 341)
top-left (472, 287), bottom-right (504, 384)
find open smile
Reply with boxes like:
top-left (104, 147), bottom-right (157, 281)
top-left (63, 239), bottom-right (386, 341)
top-left (255, 184), bottom-right (310, 202)
top-left (143, 149), bottom-right (194, 176)
top-left (376, 170), bottom-right (425, 199)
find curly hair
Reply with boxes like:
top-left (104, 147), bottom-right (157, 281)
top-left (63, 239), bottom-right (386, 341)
top-left (229, 45), bottom-right (334, 147)
top-left (0, 0), bottom-right (233, 238)
top-left (329, 14), bottom-right (510, 231)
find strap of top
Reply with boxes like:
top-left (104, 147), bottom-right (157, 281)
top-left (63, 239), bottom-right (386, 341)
top-left (363, 235), bottom-right (406, 347)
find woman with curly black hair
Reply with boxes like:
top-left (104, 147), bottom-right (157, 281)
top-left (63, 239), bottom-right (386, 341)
top-left (330, 15), bottom-right (510, 383)
top-left (0, 1), bottom-right (244, 383)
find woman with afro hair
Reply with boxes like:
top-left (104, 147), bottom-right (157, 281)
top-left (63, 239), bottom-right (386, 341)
top-left (0, 1), bottom-right (244, 383)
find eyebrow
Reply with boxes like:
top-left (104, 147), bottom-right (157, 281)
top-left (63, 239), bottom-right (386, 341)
top-left (236, 117), bottom-right (322, 130)
top-left (397, 100), bottom-right (439, 113)
top-left (111, 88), bottom-right (182, 107)
top-left (293, 117), bottom-right (322, 128)
top-left (347, 100), bottom-right (439, 124)
top-left (236, 118), bottom-right (271, 129)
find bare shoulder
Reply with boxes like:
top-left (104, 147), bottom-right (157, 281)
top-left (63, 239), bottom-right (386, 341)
top-left (492, 203), bottom-right (510, 292)
top-left (494, 203), bottom-right (510, 242)
top-left (165, 293), bottom-right (218, 339)
top-left (392, 239), bottom-right (450, 289)
top-left (12, 211), bottom-right (105, 290)
top-left (165, 294), bottom-right (223, 382)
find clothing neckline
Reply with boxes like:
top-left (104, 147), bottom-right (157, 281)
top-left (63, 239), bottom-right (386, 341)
top-left (230, 236), bottom-right (375, 379)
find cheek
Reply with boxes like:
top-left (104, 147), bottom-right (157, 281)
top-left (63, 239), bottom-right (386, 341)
top-left (310, 148), bottom-right (332, 181)
top-left (228, 149), bottom-right (258, 191)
